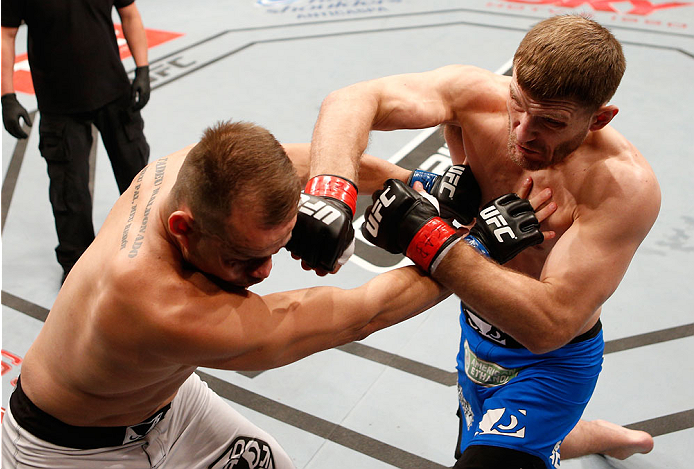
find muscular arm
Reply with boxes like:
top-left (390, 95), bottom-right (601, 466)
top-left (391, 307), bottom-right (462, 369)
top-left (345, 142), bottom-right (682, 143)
top-left (308, 65), bottom-right (488, 184)
top-left (150, 265), bottom-right (449, 370)
top-left (433, 162), bottom-right (661, 353)
top-left (283, 143), bottom-right (410, 194)
top-left (117, 2), bottom-right (148, 67)
top-left (1, 27), bottom-right (18, 95)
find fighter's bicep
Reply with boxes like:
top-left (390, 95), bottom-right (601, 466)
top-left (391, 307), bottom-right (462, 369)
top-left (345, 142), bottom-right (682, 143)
top-left (146, 290), bottom-right (278, 368)
top-left (181, 286), bottom-right (362, 370)
top-left (370, 66), bottom-right (483, 130)
top-left (539, 214), bottom-right (643, 317)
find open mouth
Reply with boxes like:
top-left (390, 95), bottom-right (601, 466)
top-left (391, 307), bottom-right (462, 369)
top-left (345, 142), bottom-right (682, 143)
top-left (517, 144), bottom-right (539, 155)
top-left (517, 145), bottom-right (548, 165)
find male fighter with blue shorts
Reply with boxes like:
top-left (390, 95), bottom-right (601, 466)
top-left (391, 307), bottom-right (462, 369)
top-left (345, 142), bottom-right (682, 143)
top-left (309, 14), bottom-right (658, 469)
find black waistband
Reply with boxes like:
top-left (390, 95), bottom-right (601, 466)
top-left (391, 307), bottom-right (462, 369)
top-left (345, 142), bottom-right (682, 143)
top-left (9, 376), bottom-right (171, 449)
top-left (461, 302), bottom-right (602, 349)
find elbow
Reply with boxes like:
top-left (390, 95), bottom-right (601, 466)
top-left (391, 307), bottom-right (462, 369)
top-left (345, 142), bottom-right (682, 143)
top-left (517, 313), bottom-right (584, 355)
top-left (320, 87), bottom-right (350, 111)
top-left (523, 335), bottom-right (567, 355)
top-left (338, 316), bottom-right (383, 345)
top-left (320, 83), bottom-right (377, 115)
top-left (514, 291), bottom-right (598, 354)
top-left (345, 320), bottom-right (379, 344)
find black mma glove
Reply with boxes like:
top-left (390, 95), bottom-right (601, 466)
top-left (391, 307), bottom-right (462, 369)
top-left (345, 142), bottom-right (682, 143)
top-left (407, 165), bottom-right (481, 224)
top-left (362, 179), bottom-right (460, 273)
top-left (1, 93), bottom-right (32, 139)
top-left (464, 193), bottom-right (543, 264)
top-left (285, 175), bottom-right (357, 272)
top-left (131, 66), bottom-right (151, 111)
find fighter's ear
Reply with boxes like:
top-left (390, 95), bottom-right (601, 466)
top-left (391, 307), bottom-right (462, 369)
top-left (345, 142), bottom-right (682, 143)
top-left (589, 105), bottom-right (618, 131)
top-left (168, 210), bottom-right (194, 251)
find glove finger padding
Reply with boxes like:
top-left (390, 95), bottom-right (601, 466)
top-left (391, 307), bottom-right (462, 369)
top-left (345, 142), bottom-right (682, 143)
top-left (286, 175), bottom-right (358, 272)
top-left (286, 193), bottom-right (355, 272)
top-left (496, 194), bottom-right (543, 234)
top-left (466, 193), bottom-right (543, 264)
top-left (362, 179), bottom-right (459, 272)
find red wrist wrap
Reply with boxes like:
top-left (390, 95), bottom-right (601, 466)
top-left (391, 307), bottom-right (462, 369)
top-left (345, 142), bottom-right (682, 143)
top-left (406, 218), bottom-right (457, 271)
top-left (305, 175), bottom-right (358, 216)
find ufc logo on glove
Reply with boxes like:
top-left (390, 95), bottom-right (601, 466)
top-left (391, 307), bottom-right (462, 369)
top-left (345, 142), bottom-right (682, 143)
top-left (479, 206), bottom-right (517, 242)
top-left (363, 186), bottom-right (397, 237)
top-left (439, 165), bottom-right (466, 200)
top-left (297, 193), bottom-right (342, 225)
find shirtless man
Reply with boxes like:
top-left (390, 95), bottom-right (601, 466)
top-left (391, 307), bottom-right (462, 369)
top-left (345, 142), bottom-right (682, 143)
top-left (1, 120), bottom-right (549, 468)
top-left (307, 14), bottom-right (659, 469)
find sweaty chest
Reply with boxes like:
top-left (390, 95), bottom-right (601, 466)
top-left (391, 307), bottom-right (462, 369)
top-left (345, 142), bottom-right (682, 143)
top-left (446, 124), bottom-right (577, 277)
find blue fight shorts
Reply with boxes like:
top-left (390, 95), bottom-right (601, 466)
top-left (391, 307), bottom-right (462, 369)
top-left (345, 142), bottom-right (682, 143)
top-left (456, 304), bottom-right (604, 469)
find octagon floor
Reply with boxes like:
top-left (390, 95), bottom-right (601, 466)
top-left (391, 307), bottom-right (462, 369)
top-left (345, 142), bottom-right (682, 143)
top-left (2, 1), bottom-right (693, 468)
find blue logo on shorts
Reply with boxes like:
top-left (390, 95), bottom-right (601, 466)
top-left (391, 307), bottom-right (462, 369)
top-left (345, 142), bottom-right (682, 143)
top-left (476, 407), bottom-right (527, 439)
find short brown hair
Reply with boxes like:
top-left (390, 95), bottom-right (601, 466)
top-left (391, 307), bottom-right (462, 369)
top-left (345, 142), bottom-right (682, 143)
top-left (171, 121), bottom-right (301, 236)
top-left (513, 15), bottom-right (626, 110)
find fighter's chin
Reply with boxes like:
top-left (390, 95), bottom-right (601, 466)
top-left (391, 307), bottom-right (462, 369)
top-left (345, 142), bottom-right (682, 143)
top-left (241, 278), bottom-right (264, 288)
top-left (206, 273), bottom-right (260, 291)
top-left (517, 157), bottom-right (548, 172)
top-left (224, 277), bottom-right (261, 289)
top-left (509, 145), bottom-right (549, 171)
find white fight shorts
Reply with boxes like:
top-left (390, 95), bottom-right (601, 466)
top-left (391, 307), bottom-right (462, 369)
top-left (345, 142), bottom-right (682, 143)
top-left (2, 372), bottom-right (294, 468)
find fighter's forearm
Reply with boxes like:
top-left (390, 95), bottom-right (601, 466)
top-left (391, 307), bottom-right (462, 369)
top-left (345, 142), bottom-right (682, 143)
top-left (309, 85), bottom-right (381, 185)
top-left (432, 243), bottom-right (582, 354)
top-left (355, 265), bottom-right (450, 338)
top-left (224, 266), bottom-right (449, 371)
top-left (284, 142), bottom-right (410, 194)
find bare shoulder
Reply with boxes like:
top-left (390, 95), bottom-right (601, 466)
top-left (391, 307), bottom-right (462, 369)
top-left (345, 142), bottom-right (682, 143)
top-left (433, 64), bottom-right (506, 85)
top-left (102, 254), bottom-right (257, 358)
top-left (433, 65), bottom-right (510, 108)
top-left (419, 66), bottom-right (510, 126)
top-left (578, 127), bottom-right (661, 233)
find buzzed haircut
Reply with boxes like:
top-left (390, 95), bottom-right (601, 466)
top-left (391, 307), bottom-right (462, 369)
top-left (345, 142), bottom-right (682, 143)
top-left (513, 15), bottom-right (626, 110)
top-left (171, 120), bottom-right (301, 237)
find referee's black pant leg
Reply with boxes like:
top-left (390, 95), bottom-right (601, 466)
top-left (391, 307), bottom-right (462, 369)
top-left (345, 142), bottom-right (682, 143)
top-left (95, 94), bottom-right (149, 194)
top-left (38, 112), bottom-right (96, 275)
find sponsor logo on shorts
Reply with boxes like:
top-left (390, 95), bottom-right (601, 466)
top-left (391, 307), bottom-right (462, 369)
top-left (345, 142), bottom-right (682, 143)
top-left (476, 407), bottom-right (527, 439)
top-left (550, 439), bottom-right (562, 468)
top-left (209, 436), bottom-right (275, 469)
top-left (457, 384), bottom-right (475, 431)
top-left (464, 341), bottom-right (519, 387)
top-left (464, 308), bottom-right (509, 346)
top-left (122, 409), bottom-right (166, 444)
